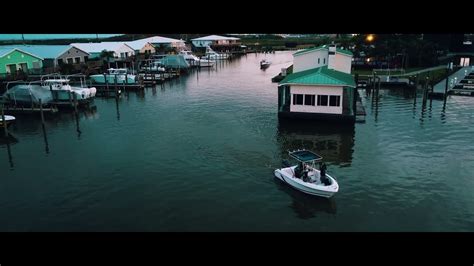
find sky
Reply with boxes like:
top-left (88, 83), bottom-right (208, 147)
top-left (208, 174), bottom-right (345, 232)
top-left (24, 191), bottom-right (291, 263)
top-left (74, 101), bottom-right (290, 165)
top-left (0, 34), bottom-right (123, 41)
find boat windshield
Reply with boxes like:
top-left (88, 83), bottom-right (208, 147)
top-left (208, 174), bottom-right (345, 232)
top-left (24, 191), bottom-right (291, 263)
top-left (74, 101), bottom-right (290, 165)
top-left (289, 150), bottom-right (323, 163)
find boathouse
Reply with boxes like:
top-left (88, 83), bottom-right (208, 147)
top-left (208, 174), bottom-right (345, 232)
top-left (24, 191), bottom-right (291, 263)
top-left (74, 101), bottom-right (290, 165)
top-left (0, 47), bottom-right (43, 75)
top-left (0, 45), bottom-right (90, 68)
top-left (125, 36), bottom-right (186, 54)
top-left (277, 44), bottom-right (357, 122)
top-left (191, 35), bottom-right (241, 52)
top-left (71, 42), bottom-right (135, 59)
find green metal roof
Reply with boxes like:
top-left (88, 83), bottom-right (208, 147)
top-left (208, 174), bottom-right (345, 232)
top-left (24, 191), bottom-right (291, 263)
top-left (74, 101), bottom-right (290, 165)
top-left (279, 65), bottom-right (356, 87)
top-left (293, 45), bottom-right (327, 56)
top-left (0, 45), bottom-right (72, 59)
top-left (293, 45), bottom-right (353, 56)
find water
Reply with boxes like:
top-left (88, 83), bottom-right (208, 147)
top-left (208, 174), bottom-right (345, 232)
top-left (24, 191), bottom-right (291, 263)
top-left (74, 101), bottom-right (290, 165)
top-left (1, 51), bottom-right (474, 231)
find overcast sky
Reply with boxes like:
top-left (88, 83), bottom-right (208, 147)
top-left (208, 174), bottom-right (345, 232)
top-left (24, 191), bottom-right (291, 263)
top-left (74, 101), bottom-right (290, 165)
top-left (0, 34), bottom-right (122, 40)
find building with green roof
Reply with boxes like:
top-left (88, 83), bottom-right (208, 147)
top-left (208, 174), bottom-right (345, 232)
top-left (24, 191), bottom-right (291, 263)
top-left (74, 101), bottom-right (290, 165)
top-left (0, 45), bottom-right (90, 68)
top-left (277, 44), bottom-right (356, 122)
top-left (0, 47), bottom-right (43, 75)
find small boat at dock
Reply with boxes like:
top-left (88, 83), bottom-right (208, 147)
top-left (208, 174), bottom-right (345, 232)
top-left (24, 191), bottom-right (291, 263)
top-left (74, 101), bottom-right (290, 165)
top-left (179, 50), bottom-right (215, 67)
top-left (274, 149), bottom-right (339, 198)
top-left (90, 68), bottom-right (137, 84)
top-left (0, 115), bottom-right (15, 128)
top-left (3, 75), bottom-right (96, 106)
top-left (204, 46), bottom-right (229, 60)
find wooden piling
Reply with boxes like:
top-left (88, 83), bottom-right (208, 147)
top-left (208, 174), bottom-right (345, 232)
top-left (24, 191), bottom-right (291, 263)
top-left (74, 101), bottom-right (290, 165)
top-left (68, 91), bottom-right (73, 107)
top-left (39, 98), bottom-right (45, 124)
top-left (1, 103), bottom-right (8, 136)
top-left (73, 93), bottom-right (78, 113)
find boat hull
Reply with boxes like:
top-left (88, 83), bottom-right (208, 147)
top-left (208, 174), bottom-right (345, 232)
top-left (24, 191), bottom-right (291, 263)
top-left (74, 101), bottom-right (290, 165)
top-left (90, 74), bottom-right (136, 84)
top-left (0, 115), bottom-right (15, 128)
top-left (274, 167), bottom-right (338, 198)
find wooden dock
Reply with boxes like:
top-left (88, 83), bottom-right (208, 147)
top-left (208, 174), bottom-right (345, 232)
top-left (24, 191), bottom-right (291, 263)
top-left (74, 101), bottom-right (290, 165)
top-left (2, 105), bottom-right (58, 114)
top-left (355, 90), bottom-right (366, 123)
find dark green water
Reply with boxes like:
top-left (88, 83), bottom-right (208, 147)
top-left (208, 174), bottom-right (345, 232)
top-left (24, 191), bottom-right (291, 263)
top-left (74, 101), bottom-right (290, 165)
top-left (1, 51), bottom-right (474, 231)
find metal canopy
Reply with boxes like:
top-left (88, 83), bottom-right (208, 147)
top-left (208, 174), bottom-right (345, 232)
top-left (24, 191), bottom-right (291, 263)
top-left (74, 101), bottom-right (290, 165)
top-left (289, 150), bottom-right (323, 162)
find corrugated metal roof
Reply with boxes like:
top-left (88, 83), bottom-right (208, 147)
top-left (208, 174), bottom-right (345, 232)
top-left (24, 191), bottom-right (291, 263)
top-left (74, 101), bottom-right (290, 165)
top-left (191, 35), bottom-right (240, 41)
top-left (125, 36), bottom-right (185, 50)
top-left (0, 47), bottom-right (15, 57)
top-left (0, 45), bottom-right (73, 59)
top-left (279, 66), bottom-right (356, 87)
top-left (0, 47), bottom-right (43, 59)
top-left (71, 42), bottom-right (125, 53)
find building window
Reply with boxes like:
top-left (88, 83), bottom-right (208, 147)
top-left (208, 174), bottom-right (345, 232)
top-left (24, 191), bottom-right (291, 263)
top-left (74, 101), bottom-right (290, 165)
top-left (57, 58), bottom-right (64, 65)
top-left (293, 94), bottom-right (303, 105)
top-left (75, 57), bottom-right (81, 64)
top-left (323, 58), bottom-right (326, 64)
top-left (84, 56), bottom-right (88, 62)
top-left (329, 51), bottom-right (335, 55)
top-left (32, 61), bottom-right (40, 69)
top-left (318, 58), bottom-right (320, 64)
top-left (67, 58), bottom-right (73, 64)
top-left (329, 95), bottom-right (341, 107)
top-left (317, 95), bottom-right (328, 106)
top-left (304, 94), bottom-right (315, 106)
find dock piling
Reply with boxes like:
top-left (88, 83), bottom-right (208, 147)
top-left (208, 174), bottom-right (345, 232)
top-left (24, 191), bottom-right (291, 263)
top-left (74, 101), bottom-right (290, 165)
top-left (73, 93), bottom-right (78, 113)
top-left (1, 103), bottom-right (8, 136)
top-left (39, 98), bottom-right (45, 124)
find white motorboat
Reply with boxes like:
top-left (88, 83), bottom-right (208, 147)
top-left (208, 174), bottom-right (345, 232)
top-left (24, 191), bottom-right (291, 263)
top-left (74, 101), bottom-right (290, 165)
top-left (142, 61), bottom-right (166, 72)
top-left (179, 50), bottom-right (215, 67)
top-left (42, 77), bottom-right (97, 101)
top-left (204, 46), bottom-right (229, 60)
top-left (274, 149), bottom-right (339, 198)
top-left (260, 59), bottom-right (271, 69)
top-left (0, 115), bottom-right (15, 128)
top-left (90, 68), bottom-right (137, 84)
top-left (3, 75), bottom-right (96, 105)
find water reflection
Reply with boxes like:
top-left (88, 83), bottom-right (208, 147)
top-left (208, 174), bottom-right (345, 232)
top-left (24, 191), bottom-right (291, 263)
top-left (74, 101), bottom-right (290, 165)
top-left (274, 179), bottom-right (337, 219)
top-left (41, 123), bottom-right (49, 154)
top-left (276, 120), bottom-right (355, 166)
top-left (0, 133), bottom-right (18, 169)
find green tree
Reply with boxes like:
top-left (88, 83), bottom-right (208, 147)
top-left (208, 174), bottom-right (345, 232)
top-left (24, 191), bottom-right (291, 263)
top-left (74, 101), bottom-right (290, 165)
top-left (99, 50), bottom-right (114, 69)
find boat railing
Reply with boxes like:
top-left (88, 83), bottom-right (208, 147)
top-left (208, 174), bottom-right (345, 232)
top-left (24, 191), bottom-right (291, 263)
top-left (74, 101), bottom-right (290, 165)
top-left (65, 74), bottom-right (88, 88)
top-left (41, 73), bottom-right (63, 82)
top-left (5, 79), bottom-right (44, 92)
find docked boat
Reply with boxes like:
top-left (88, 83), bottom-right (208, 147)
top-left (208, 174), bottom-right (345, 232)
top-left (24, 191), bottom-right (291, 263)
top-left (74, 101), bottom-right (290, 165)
top-left (42, 77), bottom-right (97, 102)
top-left (90, 68), bottom-right (136, 84)
top-left (0, 115), bottom-right (15, 128)
top-left (142, 60), bottom-right (166, 72)
top-left (274, 149), bottom-right (339, 198)
top-left (179, 50), bottom-right (215, 67)
top-left (203, 46), bottom-right (229, 60)
top-left (260, 59), bottom-right (271, 69)
top-left (3, 76), bottom-right (96, 106)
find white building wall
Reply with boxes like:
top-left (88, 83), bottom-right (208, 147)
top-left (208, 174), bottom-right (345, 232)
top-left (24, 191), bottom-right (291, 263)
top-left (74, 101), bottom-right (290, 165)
top-left (333, 53), bottom-right (352, 74)
top-left (293, 50), bottom-right (328, 73)
top-left (140, 43), bottom-right (155, 54)
top-left (115, 44), bottom-right (135, 58)
top-left (290, 85), bottom-right (343, 114)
